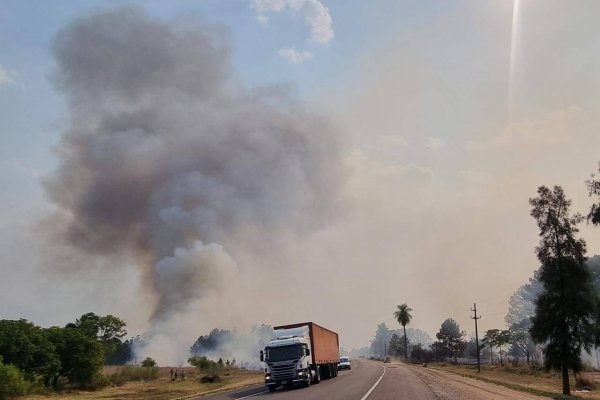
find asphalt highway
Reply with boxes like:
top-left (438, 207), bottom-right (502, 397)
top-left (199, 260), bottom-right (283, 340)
top-left (201, 359), bottom-right (547, 400)
top-left (201, 359), bottom-right (435, 400)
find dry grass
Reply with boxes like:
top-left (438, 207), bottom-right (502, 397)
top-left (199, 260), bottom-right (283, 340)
top-left (430, 363), bottom-right (600, 399)
top-left (22, 368), bottom-right (264, 400)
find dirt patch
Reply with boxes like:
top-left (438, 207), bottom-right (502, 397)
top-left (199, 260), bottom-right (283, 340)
top-left (423, 363), bottom-right (600, 399)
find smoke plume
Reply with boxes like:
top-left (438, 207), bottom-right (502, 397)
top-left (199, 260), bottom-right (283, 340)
top-left (44, 7), bottom-right (344, 364)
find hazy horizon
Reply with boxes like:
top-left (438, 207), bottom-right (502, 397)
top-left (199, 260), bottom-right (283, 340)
top-left (1, 0), bottom-right (599, 363)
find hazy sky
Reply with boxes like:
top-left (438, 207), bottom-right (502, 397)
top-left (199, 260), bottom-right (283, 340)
top-left (1, 0), bottom-right (600, 357)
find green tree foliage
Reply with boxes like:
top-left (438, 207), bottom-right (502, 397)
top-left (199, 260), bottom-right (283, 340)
top-left (393, 304), bottom-right (413, 360)
top-left (71, 313), bottom-right (129, 365)
top-left (529, 185), bottom-right (596, 395)
top-left (409, 343), bottom-right (431, 363)
top-left (190, 329), bottom-right (234, 356)
top-left (530, 186), bottom-right (586, 264)
top-left (388, 334), bottom-right (403, 358)
top-left (0, 358), bottom-right (27, 400)
top-left (0, 320), bottom-right (60, 382)
top-left (482, 329), bottom-right (498, 364)
top-left (586, 162), bottom-right (600, 225)
top-left (509, 319), bottom-right (535, 365)
top-left (435, 318), bottom-right (465, 362)
top-left (45, 326), bottom-right (105, 388)
top-left (496, 330), bottom-right (511, 366)
top-left (188, 355), bottom-right (219, 374)
top-left (140, 357), bottom-right (156, 368)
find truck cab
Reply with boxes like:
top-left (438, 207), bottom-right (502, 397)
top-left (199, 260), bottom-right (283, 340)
top-left (261, 326), bottom-right (313, 390)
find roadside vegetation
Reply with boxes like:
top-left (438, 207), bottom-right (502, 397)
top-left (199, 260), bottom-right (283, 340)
top-left (0, 314), bottom-right (269, 400)
top-left (356, 162), bottom-right (600, 398)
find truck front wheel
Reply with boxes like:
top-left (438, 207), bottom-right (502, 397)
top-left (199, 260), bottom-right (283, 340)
top-left (304, 374), bottom-right (311, 387)
top-left (313, 366), bottom-right (321, 384)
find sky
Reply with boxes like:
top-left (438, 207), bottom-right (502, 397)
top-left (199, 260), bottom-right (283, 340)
top-left (1, 0), bottom-right (600, 362)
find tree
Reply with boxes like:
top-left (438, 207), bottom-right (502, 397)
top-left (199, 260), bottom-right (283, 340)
top-left (586, 162), bottom-right (600, 225)
top-left (482, 329), bottom-right (498, 364)
top-left (0, 320), bottom-right (60, 383)
top-left (72, 313), bottom-right (128, 365)
top-left (505, 271), bottom-right (543, 327)
top-left (436, 318), bottom-right (464, 363)
top-left (45, 326), bottom-right (104, 388)
top-left (190, 329), bottom-right (234, 356)
top-left (388, 334), bottom-right (403, 358)
top-left (496, 330), bottom-right (511, 366)
top-left (509, 319), bottom-right (535, 365)
top-left (529, 185), bottom-right (596, 395)
top-left (141, 357), bottom-right (156, 368)
top-left (0, 358), bottom-right (27, 400)
top-left (393, 304), bottom-right (413, 360)
top-left (188, 355), bottom-right (216, 371)
top-left (409, 343), bottom-right (431, 363)
top-left (370, 323), bottom-right (390, 358)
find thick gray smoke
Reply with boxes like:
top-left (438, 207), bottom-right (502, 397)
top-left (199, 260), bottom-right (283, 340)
top-left (44, 7), bottom-right (344, 364)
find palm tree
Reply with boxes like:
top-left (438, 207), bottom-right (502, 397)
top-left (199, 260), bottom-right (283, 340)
top-left (393, 304), bottom-right (413, 360)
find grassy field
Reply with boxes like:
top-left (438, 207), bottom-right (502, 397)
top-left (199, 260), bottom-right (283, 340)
top-left (429, 363), bottom-right (600, 399)
top-left (23, 367), bottom-right (264, 400)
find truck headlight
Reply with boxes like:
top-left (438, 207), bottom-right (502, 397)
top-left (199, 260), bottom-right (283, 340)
top-left (297, 371), bottom-right (305, 376)
top-left (265, 374), bottom-right (272, 380)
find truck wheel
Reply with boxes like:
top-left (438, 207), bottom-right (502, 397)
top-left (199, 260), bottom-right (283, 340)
top-left (313, 366), bottom-right (321, 384)
top-left (304, 375), bottom-right (311, 387)
top-left (268, 385), bottom-right (277, 392)
top-left (333, 364), bottom-right (338, 377)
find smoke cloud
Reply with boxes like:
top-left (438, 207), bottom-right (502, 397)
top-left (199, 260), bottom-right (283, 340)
top-left (43, 7), bottom-right (344, 364)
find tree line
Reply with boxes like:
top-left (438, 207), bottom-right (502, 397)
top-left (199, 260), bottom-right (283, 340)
top-left (0, 312), bottom-right (137, 398)
top-left (374, 163), bottom-right (600, 396)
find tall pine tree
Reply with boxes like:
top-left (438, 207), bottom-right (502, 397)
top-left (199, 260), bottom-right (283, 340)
top-left (529, 185), bottom-right (596, 395)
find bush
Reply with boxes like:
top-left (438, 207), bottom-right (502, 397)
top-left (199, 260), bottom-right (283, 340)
top-left (0, 362), bottom-right (27, 400)
top-left (140, 357), bottom-right (156, 368)
top-left (200, 375), bottom-right (221, 383)
top-left (85, 373), bottom-right (109, 390)
top-left (108, 365), bottom-right (159, 386)
top-left (575, 374), bottom-right (595, 390)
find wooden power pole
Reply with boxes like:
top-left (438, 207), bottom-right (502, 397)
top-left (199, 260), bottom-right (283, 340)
top-left (471, 303), bottom-right (482, 373)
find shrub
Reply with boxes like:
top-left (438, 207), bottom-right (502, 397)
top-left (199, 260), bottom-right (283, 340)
top-left (140, 357), bottom-right (156, 368)
top-left (200, 375), bottom-right (221, 383)
top-left (0, 362), bottom-right (27, 400)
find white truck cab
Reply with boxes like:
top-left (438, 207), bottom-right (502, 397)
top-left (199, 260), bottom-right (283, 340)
top-left (261, 326), bottom-right (313, 390)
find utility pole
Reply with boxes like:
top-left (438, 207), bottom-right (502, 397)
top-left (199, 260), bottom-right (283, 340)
top-left (471, 303), bottom-right (482, 373)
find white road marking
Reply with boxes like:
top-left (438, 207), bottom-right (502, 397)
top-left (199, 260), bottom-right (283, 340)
top-left (360, 364), bottom-right (386, 400)
top-left (234, 389), bottom-right (270, 399)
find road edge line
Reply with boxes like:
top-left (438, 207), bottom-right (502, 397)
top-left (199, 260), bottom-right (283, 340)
top-left (234, 389), bottom-right (270, 400)
top-left (360, 363), bottom-right (386, 400)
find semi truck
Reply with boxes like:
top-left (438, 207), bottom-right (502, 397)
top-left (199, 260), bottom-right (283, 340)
top-left (260, 322), bottom-right (340, 391)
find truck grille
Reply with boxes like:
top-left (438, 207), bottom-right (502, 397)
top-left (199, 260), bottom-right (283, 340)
top-left (271, 363), bottom-right (296, 380)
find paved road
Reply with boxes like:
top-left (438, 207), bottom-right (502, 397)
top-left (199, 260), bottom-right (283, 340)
top-left (201, 359), bottom-right (548, 400)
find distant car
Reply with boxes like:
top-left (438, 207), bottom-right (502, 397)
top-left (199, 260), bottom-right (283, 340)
top-left (383, 356), bottom-right (391, 363)
top-left (338, 356), bottom-right (351, 370)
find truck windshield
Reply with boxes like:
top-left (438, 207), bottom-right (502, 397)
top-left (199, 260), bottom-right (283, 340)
top-left (266, 345), bottom-right (304, 362)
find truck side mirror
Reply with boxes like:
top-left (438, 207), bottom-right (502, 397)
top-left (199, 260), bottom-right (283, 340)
top-left (305, 349), bottom-right (311, 356)
top-left (260, 351), bottom-right (264, 362)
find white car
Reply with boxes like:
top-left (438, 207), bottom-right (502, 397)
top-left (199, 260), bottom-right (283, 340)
top-left (338, 356), bottom-right (351, 370)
